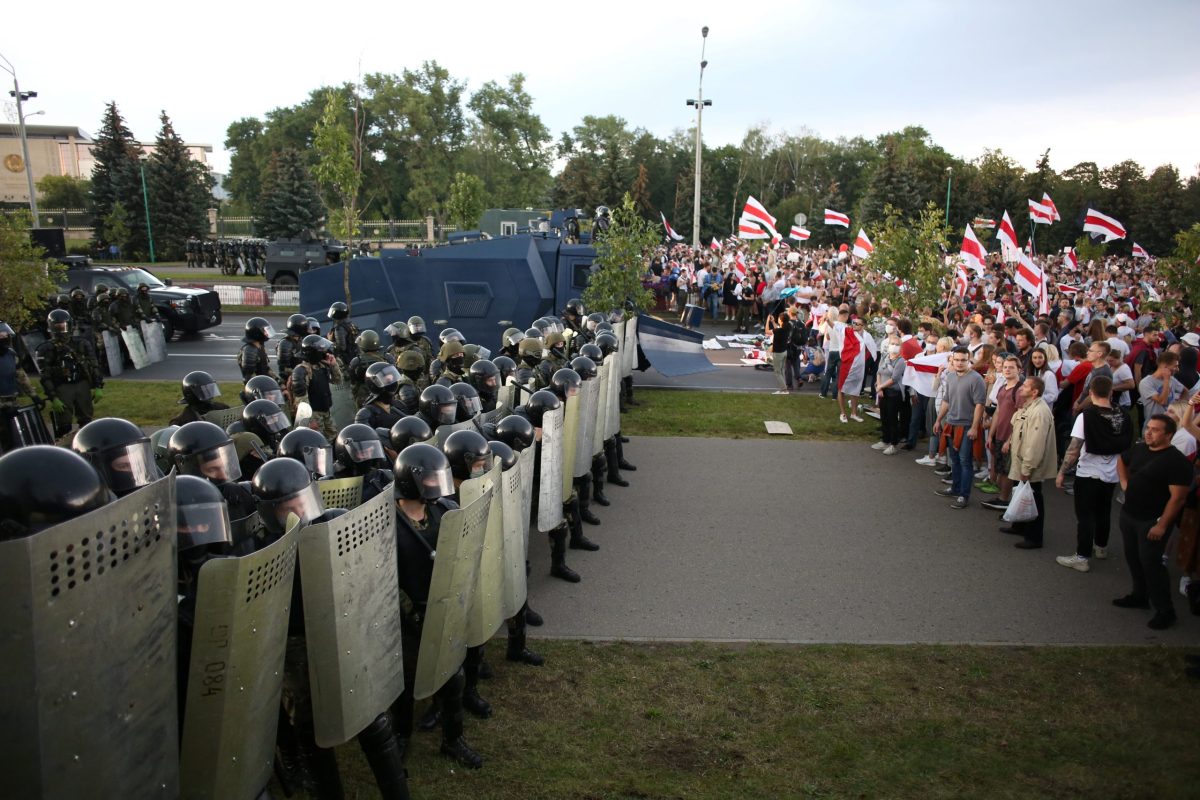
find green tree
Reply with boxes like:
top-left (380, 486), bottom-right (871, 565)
top-left (255, 149), bottom-right (324, 240)
top-left (1155, 223), bottom-right (1200, 326)
top-left (90, 101), bottom-right (146, 254)
top-left (312, 89), bottom-right (365, 240)
top-left (583, 194), bottom-right (655, 314)
top-left (629, 163), bottom-right (653, 218)
top-left (1134, 165), bottom-right (1185, 256)
top-left (446, 172), bottom-right (486, 229)
top-left (0, 211), bottom-right (62, 329)
top-left (863, 203), bottom-right (952, 317)
top-left (145, 111), bottom-right (213, 259)
top-left (463, 74), bottom-right (552, 206)
top-left (223, 117), bottom-right (266, 209)
top-left (102, 201), bottom-right (133, 256)
top-left (36, 175), bottom-right (91, 209)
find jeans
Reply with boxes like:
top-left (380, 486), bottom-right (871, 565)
top-left (783, 352), bottom-right (801, 389)
top-left (1120, 511), bottom-right (1174, 615)
top-left (907, 394), bottom-right (928, 448)
top-left (1073, 476), bottom-right (1116, 556)
top-left (819, 351), bottom-right (840, 397)
top-left (706, 291), bottom-right (720, 319)
top-left (1012, 479), bottom-right (1045, 544)
top-left (946, 425), bottom-right (975, 499)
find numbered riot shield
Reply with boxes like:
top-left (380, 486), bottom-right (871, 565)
top-left (317, 475), bottom-right (364, 511)
top-left (433, 419), bottom-right (478, 449)
top-left (203, 405), bottom-right (244, 430)
top-left (560, 391), bottom-right (580, 499)
top-left (0, 477), bottom-right (179, 799)
top-left (298, 488), bottom-right (405, 747)
top-left (121, 326), bottom-right (151, 370)
top-left (517, 444), bottom-right (535, 550)
top-left (623, 317), bottom-right (638, 378)
top-left (574, 376), bottom-right (600, 478)
top-left (180, 516), bottom-right (300, 800)
top-left (460, 461), bottom-right (506, 647)
top-left (593, 361), bottom-right (612, 457)
top-left (602, 354), bottom-right (621, 441)
top-left (536, 405), bottom-right (564, 532)
top-left (498, 460), bottom-right (529, 618)
top-left (413, 491), bottom-right (490, 700)
top-left (101, 329), bottom-right (123, 376)
top-left (140, 320), bottom-right (167, 363)
top-left (329, 382), bottom-right (356, 430)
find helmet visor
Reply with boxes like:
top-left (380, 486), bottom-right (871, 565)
top-left (414, 464), bottom-right (455, 499)
top-left (259, 410), bottom-right (291, 434)
top-left (301, 445), bottom-right (334, 478)
top-left (437, 403), bottom-right (457, 425)
top-left (100, 441), bottom-right (163, 495)
top-left (345, 438), bottom-right (385, 464)
top-left (475, 346), bottom-right (491, 361)
top-left (565, 384), bottom-right (580, 399)
top-left (253, 387), bottom-right (285, 405)
top-left (371, 366), bottom-right (401, 389)
top-left (177, 502), bottom-right (233, 551)
top-left (181, 441), bottom-right (243, 484)
top-left (192, 382), bottom-right (221, 402)
top-left (264, 483), bottom-right (325, 531)
top-left (408, 320), bottom-right (426, 334)
top-left (261, 324), bottom-right (276, 339)
top-left (461, 396), bottom-right (482, 417)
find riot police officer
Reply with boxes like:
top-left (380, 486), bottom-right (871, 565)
top-left (290, 335), bottom-right (344, 440)
top-left (438, 340), bottom-right (467, 385)
top-left (327, 302), bottom-right (359, 365)
top-left (515, 337), bottom-right (543, 388)
top-left (385, 321), bottom-right (415, 364)
top-left (595, 331), bottom-right (635, 486)
top-left (533, 332), bottom-right (569, 389)
top-left (498, 327), bottom-right (524, 360)
top-left (449, 382), bottom-right (483, 427)
top-left (488, 414), bottom-right (548, 633)
top-left (0, 445), bottom-right (113, 539)
top-left (241, 374), bottom-right (286, 407)
top-left (548, 368), bottom-right (599, 552)
top-left (348, 330), bottom-right (394, 407)
top-left (416, 384), bottom-right (458, 433)
top-left (389, 415), bottom-right (434, 455)
top-left (390, 443), bottom-right (483, 770)
top-left (567, 355), bottom-right (602, 526)
top-left (278, 313), bottom-right (309, 380)
top-left (407, 316), bottom-right (434, 365)
top-left (354, 363), bottom-right (408, 430)
top-left (238, 317), bottom-right (277, 381)
top-left (168, 420), bottom-right (257, 520)
top-left (396, 349), bottom-right (429, 390)
top-left (0, 321), bottom-right (41, 452)
top-left (333, 423), bottom-right (393, 502)
top-left (72, 417), bottom-right (163, 497)
top-left (593, 205), bottom-right (611, 240)
top-left (279, 427), bottom-right (335, 479)
top-left (170, 370), bottom-right (229, 426)
top-left (241, 398), bottom-right (291, 455)
top-left (468, 359), bottom-right (501, 413)
top-left (514, 389), bottom-right (581, 582)
top-left (36, 309), bottom-right (103, 439)
top-left (110, 288), bottom-right (138, 330)
top-left (134, 283), bottom-right (158, 321)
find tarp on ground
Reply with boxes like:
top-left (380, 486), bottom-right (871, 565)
top-left (636, 314), bottom-right (717, 377)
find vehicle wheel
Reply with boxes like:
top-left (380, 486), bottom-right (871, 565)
top-left (161, 319), bottom-right (175, 342)
top-left (273, 274), bottom-right (298, 290)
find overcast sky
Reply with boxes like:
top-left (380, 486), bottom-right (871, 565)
top-left (4, 0), bottom-right (1197, 178)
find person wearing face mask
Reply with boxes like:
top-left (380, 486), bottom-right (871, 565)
top-left (872, 340), bottom-right (908, 455)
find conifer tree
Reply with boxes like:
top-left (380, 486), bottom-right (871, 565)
top-left (145, 111), bottom-right (214, 259)
top-left (255, 149), bottom-right (325, 240)
top-left (90, 102), bottom-right (146, 254)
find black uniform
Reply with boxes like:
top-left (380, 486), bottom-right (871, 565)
top-left (238, 339), bottom-right (273, 380)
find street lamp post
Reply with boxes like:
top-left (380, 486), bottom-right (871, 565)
top-left (1, 51), bottom-right (40, 228)
top-left (139, 159), bottom-right (156, 263)
top-left (944, 166), bottom-right (953, 228)
top-left (686, 26), bottom-right (711, 251)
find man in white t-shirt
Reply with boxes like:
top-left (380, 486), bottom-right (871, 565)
top-left (1055, 374), bottom-right (1132, 572)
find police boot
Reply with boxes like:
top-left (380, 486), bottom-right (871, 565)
top-left (616, 434), bottom-right (636, 471)
top-left (506, 606), bottom-right (545, 665)
top-left (356, 713), bottom-right (412, 800)
top-left (567, 497), bottom-right (599, 551)
top-left (439, 672), bottom-right (483, 769)
top-left (416, 701), bottom-right (441, 733)
top-left (525, 601), bottom-right (544, 627)
top-left (605, 439), bottom-right (629, 486)
top-left (462, 646), bottom-right (493, 719)
top-left (300, 735), bottom-right (345, 800)
top-left (623, 376), bottom-right (639, 406)
top-left (592, 455), bottom-right (611, 505)
top-left (576, 476), bottom-right (601, 525)
top-left (550, 526), bottom-right (581, 582)
top-left (273, 708), bottom-right (305, 796)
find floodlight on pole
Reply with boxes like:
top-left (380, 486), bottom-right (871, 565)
top-left (1, 51), bottom-right (40, 228)
top-left (685, 26), bottom-right (711, 250)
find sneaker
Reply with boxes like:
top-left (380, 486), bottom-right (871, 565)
top-left (980, 499), bottom-right (1009, 511)
top-left (915, 455), bottom-right (937, 466)
top-left (950, 497), bottom-right (968, 509)
top-left (864, 409), bottom-right (881, 419)
top-left (772, 390), bottom-right (790, 395)
top-left (934, 488), bottom-right (956, 497)
top-left (941, 478), bottom-right (953, 485)
top-left (975, 480), bottom-right (1000, 494)
top-left (1056, 555), bottom-right (1090, 572)
top-left (974, 469), bottom-right (989, 480)
top-left (934, 457), bottom-right (947, 467)
top-left (871, 441), bottom-right (888, 450)
top-left (839, 413), bottom-right (848, 423)
top-left (850, 414), bottom-right (865, 423)
top-left (1148, 612), bottom-right (1177, 631)
top-left (883, 445), bottom-right (898, 455)
top-left (1094, 546), bottom-right (1107, 560)
top-left (933, 466), bottom-right (952, 476)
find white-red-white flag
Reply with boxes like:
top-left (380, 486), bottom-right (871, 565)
top-left (741, 196), bottom-right (778, 233)
top-left (1083, 208), bottom-right (1126, 242)
top-left (852, 229), bottom-right (873, 259)
top-left (997, 211), bottom-right (1021, 261)
top-left (1042, 192), bottom-right (1061, 222)
top-left (1131, 242), bottom-right (1150, 259)
top-left (1057, 283), bottom-right (1082, 295)
top-left (902, 351), bottom-right (951, 398)
top-left (1038, 269), bottom-right (1050, 315)
top-left (710, 237), bottom-right (721, 252)
top-left (972, 217), bottom-right (997, 229)
top-left (960, 225), bottom-right (987, 277)
top-left (824, 209), bottom-right (850, 228)
top-left (659, 211), bottom-right (684, 242)
top-left (1063, 247), bottom-right (1079, 271)
top-left (789, 225), bottom-right (810, 241)
top-left (1028, 198), bottom-right (1055, 225)
top-left (1015, 250), bottom-right (1044, 300)
top-left (734, 252), bottom-right (747, 278)
top-left (954, 261), bottom-right (969, 299)
top-left (737, 220), bottom-right (770, 240)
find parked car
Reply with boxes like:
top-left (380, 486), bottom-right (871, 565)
top-left (56, 263), bottom-right (222, 340)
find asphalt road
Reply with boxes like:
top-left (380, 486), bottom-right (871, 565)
top-left (525, 437), bottom-right (1200, 646)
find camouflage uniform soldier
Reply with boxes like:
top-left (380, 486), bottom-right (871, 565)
top-left (348, 330), bottom-right (394, 407)
top-left (438, 340), bottom-right (467, 385)
top-left (0, 321), bottom-right (41, 451)
top-left (134, 283), bottom-right (159, 321)
top-left (290, 335), bottom-right (344, 441)
top-left (533, 332), bottom-right (569, 390)
top-left (407, 316), bottom-right (435, 365)
top-left (396, 349), bottom-right (429, 391)
top-left (36, 309), bottom-right (103, 438)
top-left (110, 288), bottom-right (138, 330)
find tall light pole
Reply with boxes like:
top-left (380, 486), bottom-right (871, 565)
top-left (686, 26), bottom-right (711, 251)
top-left (0, 51), bottom-right (40, 228)
top-left (139, 157), bottom-right (156, 263)
top-left (944, 166), bottom-right (953, 228)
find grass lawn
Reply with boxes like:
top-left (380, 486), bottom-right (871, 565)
top-left (149, 270), bottom-right (266, 285)
top-left (622, 388), bottom-right (877, 441)
top-left (100, 380), bottom-right (243, 427)
top-left (322, 640), bottom-right (1199, 799)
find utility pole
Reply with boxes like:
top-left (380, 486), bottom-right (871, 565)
top-left (1, 52), bottom-right (40, 228)
top-left (686, 27), bottom-right (711, 251)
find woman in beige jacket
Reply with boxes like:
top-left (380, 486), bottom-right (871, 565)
top-left (1003, 376), bottom-right (1058, 549)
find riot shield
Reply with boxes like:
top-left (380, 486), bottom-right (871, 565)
top-left (318, 475), bottom-right (364, 511)
top-left (623, 317), bottom-right (638, 378)
top-left (0, 477), bottom-right (179, 799)
top-left (1, 404), bottom-right (53, 453)
top-left (203, 405), bottom-right (244, 430)
top-left (602, 354), bottom-right (621, 440)
top-left (495, 383), bottom-right (516, 415)
top-left (460, 461), bottom-right (506, 648)
top-left (298, 487), bottom-right (405, 747)
top-left (593, 362), bottom-right (612, 457)
top-left (180, 517), bottom-right (300, 800)
top-left (433, 418), bottom-right (478, 449)
top-left (413, 491), bottom-right (490, 700)
top-left (574, 377), bottom-right (600, 478)
top-left (614, 322), bottom-right (627, 378)
top-left (121, 326), bottom-right (151, 370)
top-left (329, 382), bottom-right (356, 430)
top-left (536, 405), bottom-right (564, 532)
top-left (560, 392), bottom-right (580, 499)
top-left (498, 461), bottom-right (529, 618)
top-left (140, 320), bottom-right (167, 363)
top-left (517, 443), bottom-right (535, 551)
top-left (101, 330), bottom-right (123, 377)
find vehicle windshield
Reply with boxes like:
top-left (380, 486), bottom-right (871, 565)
top-left (116, 269), bottom-right (166, 290)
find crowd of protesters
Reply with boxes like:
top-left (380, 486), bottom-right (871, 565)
top-left (650, 236), bottom-right (1200, 632)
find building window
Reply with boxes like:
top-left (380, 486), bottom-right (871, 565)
top-left (500, 221), bottom-right (517, 236)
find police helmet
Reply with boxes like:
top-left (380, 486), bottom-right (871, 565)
top-left (396, 382), bottom-right (420, 415)
top-left (585, 312), bottom-right (606, 333)
top-left (579, 343), bottom-right (603, 362)
top-left (176, 474), bottom-right (233, 552)
top-left (564, 298), bottom-right (585, 319)
top-left (305, 316), bottom-right (321, 335)
top-left (419, 384), bottom-right (458, 426)
top-left (149, 425), bottom-right (179, 474)
top-left (439, 328), bottom-right (465, 345)
top-left (494, 413), bottom-right (535, 452)
top-left (439, 339), bottom-right (465, 363)
top-left (279, 427), bottom-right (334, 478)
top-left (180, 370), bottom-right (221, 406)
top-left (550, 368), bottom-right (582, 401)
top-left (365, 362), bottom-right (403, 396)
top-left (518, 338), bottom-right (543, 361)
top-left (570, 355), bottom-right (598, 380)
top-left (492, 355), bottom-right (517, 384)
top-left (47, 308), bottom-right (72, 335)
top-left (393, 443), bottom-right (454, 501)
top-left (327, 302), bottom-right (349, 320)
top-left (532, 318), bottom-right (553, 336)
top-left (468, 359), bottom-right (500, 398)
top-left (524, 327), bottom-right (543, 341)
top-left (72, 417), bottom-right (163, 497)
top-left (449, 382), bottom-right (482, 421)
top-left (488, 440), bottom-right (518, 471)
top-left (356, 329), bottom-right (381, 352)
top-left (169, 421), bottom-right (243, 484)
top-left (428, 358), bottom-right (445, 382)
top-left (522, 389), bottom-right (562, 428)
top-left (390, 415), bottom-right (434, 452)
top-left (595, 331), bottom-right (619, 357)
top-left (398, 350), bottom-right (424, 374)
top-left (301, 334), bottom-right (333, 363)
top-left (286, 313), bottom-right (310, 336)
top-left (502, 327), bottom-right (525, 348)
top-left (242, 375), bottom-right (285, 406)
top-left (386, 321), bottom-right (410, 345)
top-left (244, 317), bottom-right (275, 343)
top-left (0, 446), bottom-right (112, 539)
top-left (242, 399), bottom-right (291, 444)
top-left (442, 429), bottom-right (492, 480)
top-left (545, 332), bottom-right (567, 356)
top-left (251, 458), bottom-right (325, 534)
top-left (334, 423), bottom-right (387, 473)
top-left (407, 316), bottom-right (427, 336)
